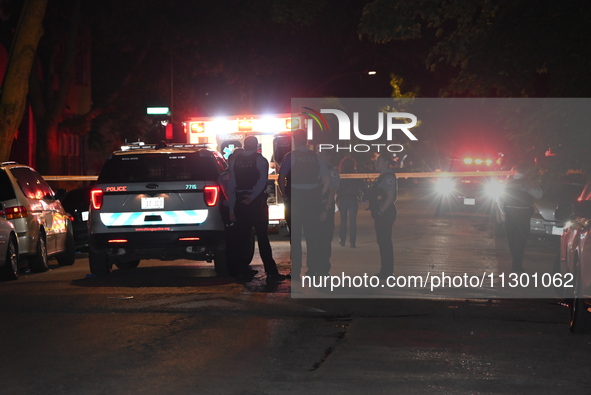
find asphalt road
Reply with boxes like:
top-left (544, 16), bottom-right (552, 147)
top-left (1, 185), bottom-right (590, 394)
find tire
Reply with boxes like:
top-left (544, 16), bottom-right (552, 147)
top-left (213, 241), bottom-right (229, 277)
top-left (1, 234), bottom-right (18, 281)
top-left (56, 225), bottom-right (76, 266)
top-left (570, 266), bottom-right (591, 334)
top-left (115, 260), bottom-right (140, 271)
top-left (89, 249), bottom-right (112, 276)
top-left (29, 234), bottom-right (49, 273)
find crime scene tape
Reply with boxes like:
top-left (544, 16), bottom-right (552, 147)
top-left (44, 171), bottom-right (514, 182)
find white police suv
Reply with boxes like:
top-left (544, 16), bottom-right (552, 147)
top-left (88, 143), bottom-right (231, 276)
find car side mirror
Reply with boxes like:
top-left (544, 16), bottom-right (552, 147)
top-left (555, 203), bottom-right (573, 222)
top-left (573, 200), bottom-right (591, 219)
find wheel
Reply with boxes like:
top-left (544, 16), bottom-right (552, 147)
top-left (115, 260), bottom-right (140, 271)
top-left (570, 266), bottom-right (591, 334)
top-left (56, 225), bottom-right (76, 266)
top-left (29, 234), bottom-right (49, 272)
top-left (1, 234), bottom-right (18, 281)
top-left (89, 249), bottom-right (112, 276)
top-left (213, 241), bottom-right (229, 277)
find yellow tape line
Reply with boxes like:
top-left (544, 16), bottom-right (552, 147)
top-left (44, 171), bottom-right (514, 182)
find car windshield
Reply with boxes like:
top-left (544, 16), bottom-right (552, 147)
top-left (97, 153), bottom-right (220, 183)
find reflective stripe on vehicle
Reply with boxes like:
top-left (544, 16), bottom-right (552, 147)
top-left (99, 210), bottom-right (209, 226)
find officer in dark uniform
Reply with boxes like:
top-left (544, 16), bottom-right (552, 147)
top-left (498, 163), bottom-right (542, 272)
top-left (316, 148), bottom-right (340, 276)
top-left (218, 148), bottom-right (247, 277)
top-left (278, 129), bottom-right (329, 279)
top-left (367, 153), bottom-right (398, 278)
top-left (228, 136), bottom-right (285, 283)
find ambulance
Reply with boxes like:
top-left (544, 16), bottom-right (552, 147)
top-left (184, 114), bottom-right (301, 228)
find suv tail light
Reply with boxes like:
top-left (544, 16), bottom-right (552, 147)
top-left (1, 206), bottom-right (28, 219)
top-left (203, 186), bottom-right (219, 207)
top-left (90, 189), bottom-right (104, 210)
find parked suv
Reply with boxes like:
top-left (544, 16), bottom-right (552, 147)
top-left (88, 143), bottom-right (233, 276)
top-left (0, 162), bottom-right (76, 271)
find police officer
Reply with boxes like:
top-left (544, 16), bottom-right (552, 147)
top-left (368, 153), bottom-right (398, 279)
top-left (498, 163), bottom-right (542, 272)
top-left (316, 148), bottom-right (340, 276)
top-left (278, 129), bottom-right (329, 279)
top-left (218, 148), bottom-right (247, 277)
top-left (228, 136), bottom-right (285, 283)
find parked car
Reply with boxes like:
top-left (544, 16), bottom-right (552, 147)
top-left (0, 162), bottom-right (76, 271)
top-left (60, 186), bottom-right (92, 251)
top-left (557, 181), bottom-right (591, 333)
top-left (491, 173), bottom-right (585, 239)
top-left (0, 205), bottom-right (19, 280)
top-left (88, 142), bottom-right (253, 276)
top-left (530, 174), bottom-right (586, 238)
top-left (433, 156), bottom-right (504, 216)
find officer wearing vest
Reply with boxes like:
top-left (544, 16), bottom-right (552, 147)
top-left (368, 153), bottom-right (398, 279)
top-left (278, 129), bottom-right (329, 279)
top-left (498, 163), bottom-right (542, 272)
top-left (228, 136), bottom-right (285, 283)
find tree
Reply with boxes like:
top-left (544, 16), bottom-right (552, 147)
top-left (28, 0), bottom-right (81, 174)
top-left (0, 0), bottom-right (47, 162)
top-left (359, 0), bottom-right (591, 97)
top-left (359, 0), bottom-right (591, 176)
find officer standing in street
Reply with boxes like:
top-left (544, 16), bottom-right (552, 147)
top-left (367, 153), bottom-right (398, 279)
top-left (228, 136), bottom-right (285, 283)
top-left (498, 163), bottom-right (542, 273)
top-left (278, 129), bottom-right (329, 280)
top-left (316, 148), bottom-right (340, 276)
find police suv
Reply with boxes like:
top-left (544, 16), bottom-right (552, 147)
top-left (88, 142), bottom-right (232, 276)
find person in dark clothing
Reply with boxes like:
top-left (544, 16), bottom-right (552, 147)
top-left (336, 157), bottom-right (366, 248)
top-left (228, 136), bottom-right (285, 283)
top-left (498, 163), bottom-right (542, 272)
top-left (367, 153), bottom-right (398, 279)
top-left (316, 149), bottom-right (340, 276)
top-left (278, 129), bottom-right (329, 279)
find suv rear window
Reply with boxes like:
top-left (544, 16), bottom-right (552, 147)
top-left (11, 167), bottom-right (54, 200)
top-left (97, 152), bottom-right (220, 183)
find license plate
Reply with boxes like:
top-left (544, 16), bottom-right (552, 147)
top-left (141, 197), bottom-right (164, 209)
top-left (463, 198), bottom-right (476, 206)
top-left (81, 211), bottom-right (89, 221)
top-left (552, 226), bottom-right (564, 236)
